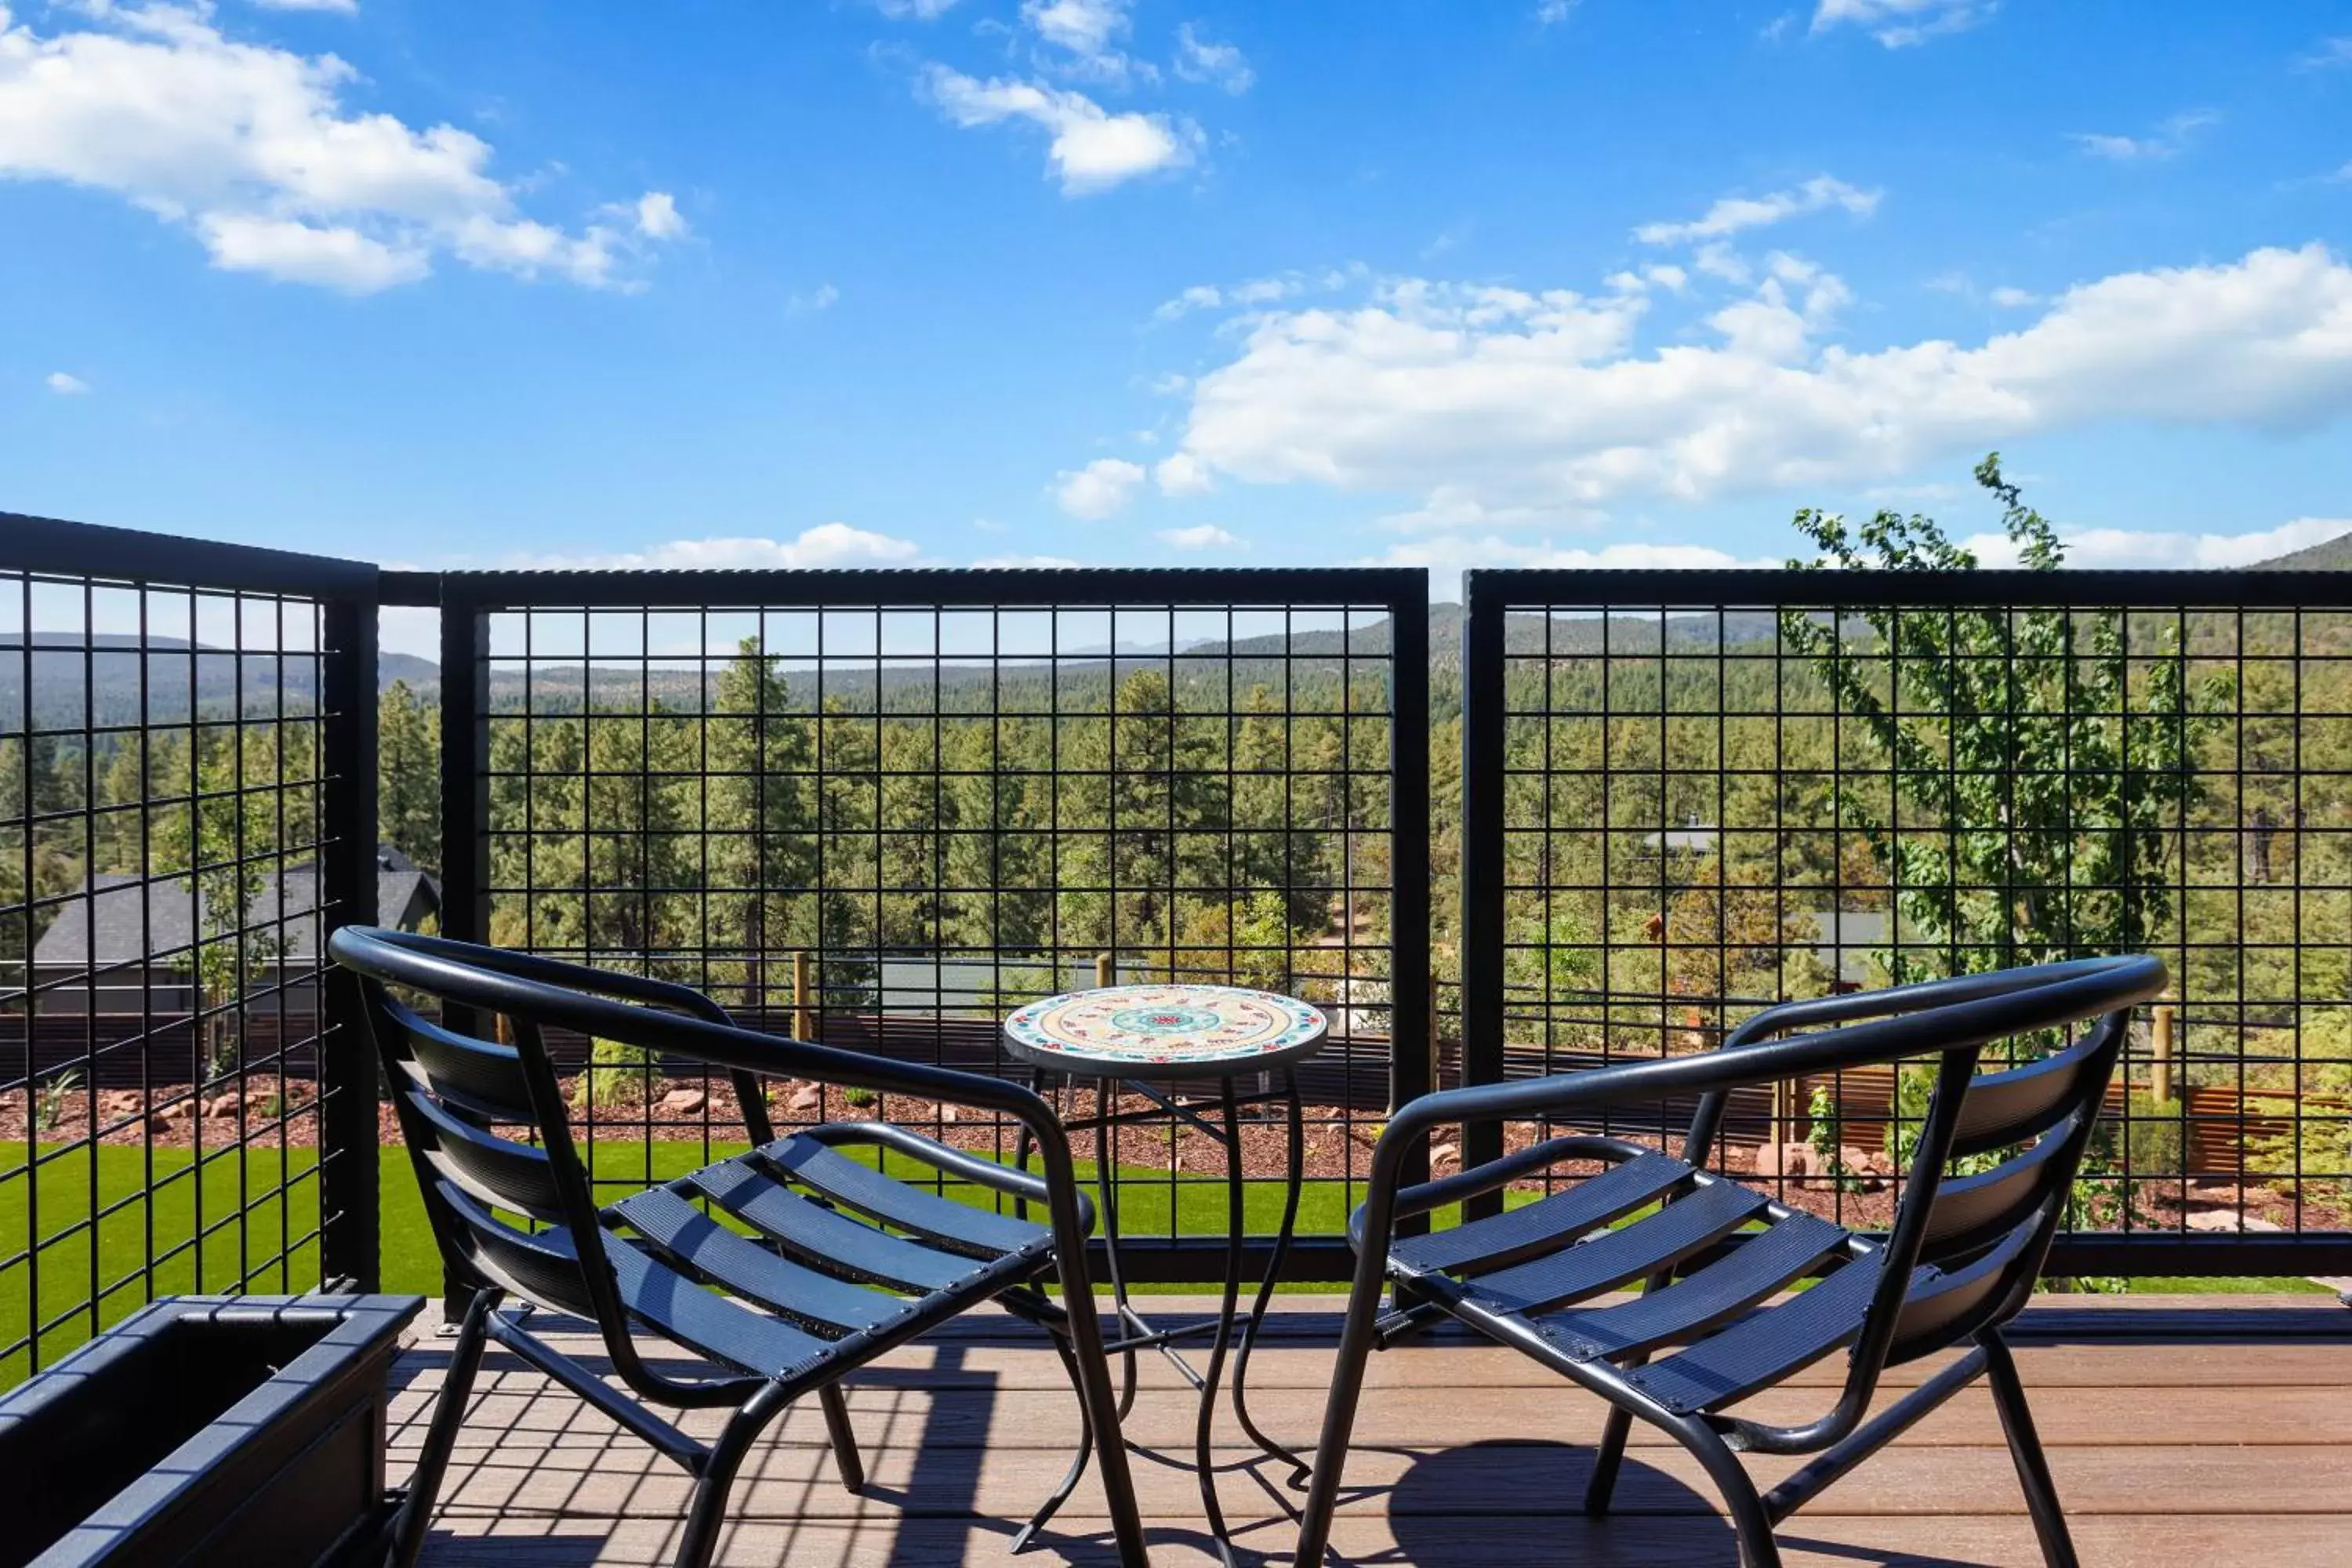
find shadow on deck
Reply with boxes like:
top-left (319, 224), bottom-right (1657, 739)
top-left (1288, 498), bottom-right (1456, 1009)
top-left (392, 1295), bottom-right (2352, 1567)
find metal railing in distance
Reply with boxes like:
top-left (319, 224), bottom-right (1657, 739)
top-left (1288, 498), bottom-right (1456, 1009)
top-left (422, 567), bottom-right (1432, 1283)
top-left (0, 514), bottom-right (380, 1383)
top-left (1461, 567), bottom-right (2352, 1279)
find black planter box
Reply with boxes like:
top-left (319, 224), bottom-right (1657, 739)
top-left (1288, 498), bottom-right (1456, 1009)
top-left (0, 1295), bottom-right (424, 1568)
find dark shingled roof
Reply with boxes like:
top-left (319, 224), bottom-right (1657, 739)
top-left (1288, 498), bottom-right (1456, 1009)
top-left (31, 846), bottom-right (440, 969)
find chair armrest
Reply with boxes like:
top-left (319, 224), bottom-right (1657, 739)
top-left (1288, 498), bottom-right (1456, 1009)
top-left (356, 930), bottom-right (738, 1025)
top-left (1351, 954), bottom-right (2165, 1261)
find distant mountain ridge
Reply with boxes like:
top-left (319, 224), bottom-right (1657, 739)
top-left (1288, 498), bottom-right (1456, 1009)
top-left (10, 530), bottom-right (2349, 731)
top-left (2249, 527), bottom-right (2352, 571)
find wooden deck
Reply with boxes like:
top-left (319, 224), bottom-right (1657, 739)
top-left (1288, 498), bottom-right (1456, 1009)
top-left (394, 1294), bottom-right (2352, 1567)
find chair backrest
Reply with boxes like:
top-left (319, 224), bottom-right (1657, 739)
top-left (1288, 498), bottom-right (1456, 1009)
top-left (363, 978), bottom-right (617, 1316)
top-left (1839, 960), bottom-right (2150, 1403)
top-left (333, 928), bottom-right (697, 1388)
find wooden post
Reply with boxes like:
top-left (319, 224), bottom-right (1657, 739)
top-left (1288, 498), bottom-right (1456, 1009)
top-left (2151, 1001), bottom-right (2176, 1105)
top-left (793, 950), bottom-right (814, 1044)
top-left (1095, 951), bottom-right (1114, 990)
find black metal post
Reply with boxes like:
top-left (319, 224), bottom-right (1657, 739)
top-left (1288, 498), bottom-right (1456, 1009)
top-left (1458, 572), bottom-right (1508, 1219)
top-left (1388, 574), bottom-right (1436, 1226)
top-left (319, 595), bottom-right (382, 1291)
top-left (435, 588), bottom-right (490, 1034)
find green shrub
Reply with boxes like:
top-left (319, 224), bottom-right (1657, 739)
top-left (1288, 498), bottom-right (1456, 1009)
top-left (2119, 1093), bottom-right (2186, 1178)
top-left (841, 1086), bottom-right (877, 1110)
top-left (573, 1037), bottom-right (652, 1111)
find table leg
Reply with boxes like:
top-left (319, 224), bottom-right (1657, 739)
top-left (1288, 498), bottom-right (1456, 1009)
top-left (1193, 1076), bottom-right (1249, 1568)
top-left (1014, 1071), bottom-right (1097, 1556)
top-left (1231, 1067), bottom-right (1308, 1482)
top-left (1094, 1076), bottom-right (1141, 1419)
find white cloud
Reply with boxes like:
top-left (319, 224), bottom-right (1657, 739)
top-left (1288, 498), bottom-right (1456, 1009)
top-left (198, 212), bottom-right (428, 290)
top-left (923, 65), bottom-right (1193, 194)
top-left (1173, 22), bottom-right (1252, 92)
top-left (1152, 244), bottom-right (2352, 524)
top-left (370, 527), bottom-right (927, 657)
top-left (1963, 517), bottom-right (2352, 571)
top-left (1022, 0), bottom-right (1147, 85)
top-left (1988, 285), bottom-right (2038, 308)
top-left (1054, 456), bottom-right (1147, 518)
top-left (1152, 267), bottom-right (1356, 322)
top-left (1156, 283), bottom-right (1225, 321)
top-left (45, 370), bottom-right (90, 394)
top-left (1362, 535), bottom-right (1775, 597)
top-left (632, 191), bottom-right (686, 239)
top-left (248, 0), bottom-right (358, 12)
top-left (869, 0), bottom-right (960, 16)
top-left (517, 525), bottom-right (923, 572)
top-left (1635, 176), bottom-right (1879, 245)
top-left (1862, 480), bottom-right (1963, 504)
top-left (1535, 2), bottom-right (1577, 22)
top-left (1157, 523), bottom-right (1237, 550)
top-left (0, 2), bottom-right (680, 292)
top-left (787, 283), bottom-right (840, 314)
top-left (378, 604), bottom-right (439, 660)
top-left (2297, 36), bottom-right (2352, 70)
top-left (2071, 111), bottom-right (2217, 163)
top-left (1154, 451), bottom-right (1215, 496)
top-left (1810, 0), bottom-right (1994, 48)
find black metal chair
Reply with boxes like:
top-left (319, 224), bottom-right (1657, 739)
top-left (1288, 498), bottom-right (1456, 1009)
top-left (1293, 953), bottom-right (2166, 1568)
top-left (330, 927), bottom-right (1148, 1568)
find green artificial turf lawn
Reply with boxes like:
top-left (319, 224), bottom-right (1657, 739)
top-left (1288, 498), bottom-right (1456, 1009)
top-left (0, 1138), bottom-right (1372, 1385)
top-left (5, 1141), bottom-right (2328, 1388)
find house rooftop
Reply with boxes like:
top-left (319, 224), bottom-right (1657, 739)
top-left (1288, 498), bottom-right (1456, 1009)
top-left (29, 846), bottom-right (439, 969)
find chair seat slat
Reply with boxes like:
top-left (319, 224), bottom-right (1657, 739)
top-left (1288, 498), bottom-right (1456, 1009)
top-left (1454, 1178), bottom-right (1772, 1318)
top-left (1534, 1210), bottom-right (1850, 1363)
top-left (1627, 1255), bottom-right (1901, 1414)
top-left (687, 1157), bottom-right (979, 1292)
top-left (761, 1136), bottom-right (1050, 1258)
top-left (1390, 1151), bottom-right (1692, 1276)
top-left (602, 1236), bottom-right (836, 1382)
top-left (611, 1187), bottom-right (913, 1337)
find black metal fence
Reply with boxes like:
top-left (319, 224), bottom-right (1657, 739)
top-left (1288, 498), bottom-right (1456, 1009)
top-left (11, 505), bottom-right (2352, 1353)
top-left (0, 514), bottom-right (379, 1382)
top-left (405, 566), bottom-right (1432, 1282)
top-left (1461, 568), bottom-right (2352, 1279)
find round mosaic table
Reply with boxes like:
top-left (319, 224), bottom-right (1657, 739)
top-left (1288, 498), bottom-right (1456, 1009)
top-left (1002, 985), bottom-right (1327, 1566)
top-left (1000, 983), bottom-right (1328, 1082)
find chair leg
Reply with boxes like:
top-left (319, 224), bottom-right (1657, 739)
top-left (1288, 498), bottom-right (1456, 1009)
top-left (1291, 1267), bottom-right (1388, 1568)
top-left (1584, 1406), bottom-right (1636, 1515)
top-left (389, 1286), bottom-right (497, 1568)
top-left (818, 1382), bottom-right (875, 1495)
top-left (816, 1381), bottom-right (864, 1494)
top-left (1012, 1331), bottom-right (1095, 1554)
top-left (1981, 1330), bottom-right (2080, 1568)
top-left (674, 1381), bottom-right (794, 1568)
top-left (1062, 1283), bottom-right (1151, 1568)
top-left (1674, 1418), bottom-right (1782, 1568)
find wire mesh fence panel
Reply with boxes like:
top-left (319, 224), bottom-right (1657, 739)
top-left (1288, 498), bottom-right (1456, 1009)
top-left (0, 517), bottom-right (380, 1383)
top-left (1460, 569), bottom-right (2352, 1279)
top-left (432, 569), bottom-right (1432, 1279)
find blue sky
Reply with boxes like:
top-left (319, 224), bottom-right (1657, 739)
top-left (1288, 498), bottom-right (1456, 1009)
top-left (8, 0), bottom-right (2352, 655)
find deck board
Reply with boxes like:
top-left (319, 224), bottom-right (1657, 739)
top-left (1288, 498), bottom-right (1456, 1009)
top-left (398, 1294), bottom-right (2352, 1567)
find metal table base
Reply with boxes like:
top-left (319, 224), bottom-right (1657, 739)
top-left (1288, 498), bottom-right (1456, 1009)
top-left (1014, 1068), bottom-right (1309, 1566)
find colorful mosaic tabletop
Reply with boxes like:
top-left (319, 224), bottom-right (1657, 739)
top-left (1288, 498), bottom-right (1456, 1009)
top-left (1000, 984), bottom-right (1327, 1079)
